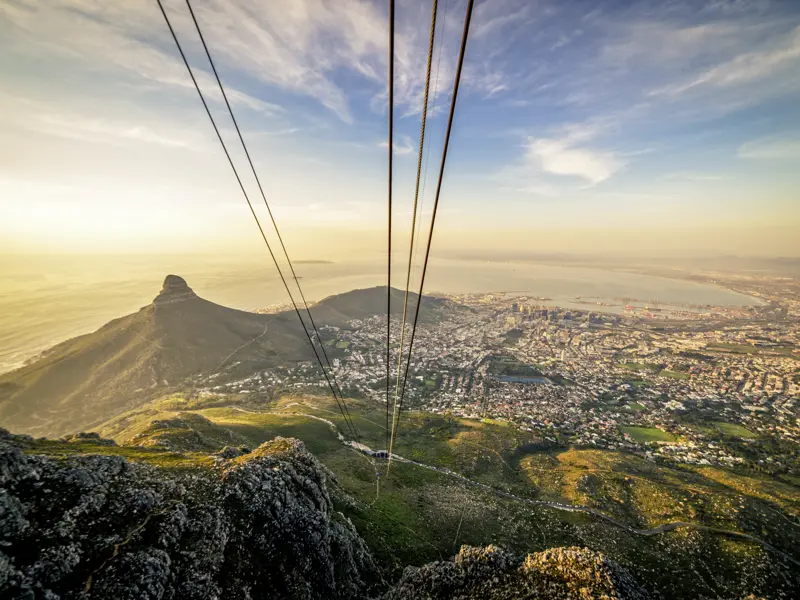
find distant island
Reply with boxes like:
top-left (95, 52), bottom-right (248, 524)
top-left (294, 259), bottom-right (334, 264)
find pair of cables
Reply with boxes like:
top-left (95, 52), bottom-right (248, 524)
top-left (156, 0), bottom-right (359, 441)
top-left (386, 0), bottom-right (475, 467)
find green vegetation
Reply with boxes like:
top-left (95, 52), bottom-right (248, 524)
top-left (713, 421), bottom-right (758, 439)
top-left (423, 376), bottom-right (439, 389)
top-left (335, 340), bottom-right (351, 349)
top-left (659, 370), bottom-right (690, 380)
top-left (486, 354), bottom-right (543, 378)
top-left (620, 361), bottom-right (662, 373)
top-left (707, 342), bottom-right (758, 354)
top-left (21, 437), bottom-right (213, 470)
top-left (624, 402), bottom-right (647, 412)
top-left (480, 417), bottom-right (511, 427)
top-left (40, 391), bottom-right (797, 597)
top-left (626, 379), bottom-right (649, 389)
top-left (620, 426), bottom-right (677, 443)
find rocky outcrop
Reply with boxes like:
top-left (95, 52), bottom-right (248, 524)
top-left (1, 428), bottom-right (653, 600)
top-left (152, 274), bottom-right (197, 306)
top-left (127, 413), bottom-right (250, 452)
top-left (61, 431), bottom-right (118, 446)
top-left (0, 432), bottom-right (381, 599)
top-left (384, 544), bottom-right (649, 600)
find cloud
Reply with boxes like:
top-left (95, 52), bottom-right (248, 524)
top-left (0, 0), bottom-right (282, 116)
top-left (547, 7), bottom-right (800, 126)
top-left (379, 135), bottom-right (414, 156)
top-left (0, 90), bottom-right (207, 150)
top-left (494, 118), bottom-right (627, 193)
top-left (648, 25), bottom-right (800, 98)
top-left (525, 138), bottom-right (624, 185)
top-left (522, 122), bottom-right (625, 185)
top-left (0, 0), bottom-right (399, 122)
top-left (738, 136), bottom-right (800, 160)
top-left (37, 114), bottom-right (196, 148)
top-left (472, 0), bottom-right (535, 40)
top-left (0, 0), bottom-right (541, 128)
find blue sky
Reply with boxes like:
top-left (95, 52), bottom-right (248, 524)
top-left (1, 0), bottom-right (799, 258)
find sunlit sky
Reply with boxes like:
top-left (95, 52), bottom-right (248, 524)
top-left (1, 0), bottom-right (799, 259)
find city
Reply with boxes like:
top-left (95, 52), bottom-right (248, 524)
top-left (203, 273), bottom-right (800, 476)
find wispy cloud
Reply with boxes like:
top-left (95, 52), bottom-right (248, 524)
top-left (0, 0), bottom-right (282, 116)
top-left (537, 5), bottom-right (800, 127)
top-left (517, 121), bottom-right (626, 185)
top-left (379, 134), bottom-right (414, 156)
top-left (738, 136), bottom-right (800, 160)
top-left (37, 114), bottom-right (195, 148)
top-left (0, 90), bottom-right (204, 149)
top-left (472, 0), bottom-right (535, 40)
top-left (648, 25), bottom-right (800, 98)
top-left (525, 137), bottom-right (624, 185)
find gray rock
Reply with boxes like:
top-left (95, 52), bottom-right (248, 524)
top-left (61, 432), bottom-right (118, 446)
top-left (384, 544), bottom-right (649, 600)
top-left (0, 436), bottom-right (382, 600)
top-left (213, 446), bottom-right (244, 460)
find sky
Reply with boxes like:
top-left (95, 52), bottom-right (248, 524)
top-left (1, 0), bottom-right (799, 260)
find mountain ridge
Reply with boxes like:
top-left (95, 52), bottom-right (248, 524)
top-left (0, 277), bottom-right (463, 437)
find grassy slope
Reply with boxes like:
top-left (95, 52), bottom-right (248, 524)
top-left (621, 426), bottom-right (678, 443)
top-left (0, 287), bottom-right (471, 438)
top-left (22, 392), bottom-right (800, 598)
top-left (0, 297), bottom-right (311, 437)
top-left (713, 421), bottom-right (758, 439)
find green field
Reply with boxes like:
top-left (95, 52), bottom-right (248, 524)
top-left (620, 362), bottom-right (661, 373)
top-left (707, 343), bottom-right (758, 354)
top-left (621, 426), bottom-right (677, 443)
top-left (624, 402), bottom-right (647, 412)
top-left (659, 370), bottom-right (690, 380)
top-left (713, 421), bottom-right (757, 439)
top-left (335, 340), bottom-right (351, 349)
top-left (626, 379), bottom-right (649, 389)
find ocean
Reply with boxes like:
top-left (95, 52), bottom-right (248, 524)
top-left (0, 254), bottom-right (760, 374)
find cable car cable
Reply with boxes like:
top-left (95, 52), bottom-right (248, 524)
top-left (389, 0), bottom-right (438, 461)
top-left (183, 0), bottom-right (357, 438)
top-left (156, 0), bottom-right (358, 441)
top-left (387, 0), bottom-right (474, 468)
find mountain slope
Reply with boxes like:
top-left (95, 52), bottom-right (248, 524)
top-left (0, 275), bottom-right (311, 436)
top-left (96, 393), bottom-right (799, 598)
top-left (0, 279), bottom-right (468, 437)
top-left (1, 429), bottom-right (652, 600)
top-left (309, 285), bottom-right (461, 328)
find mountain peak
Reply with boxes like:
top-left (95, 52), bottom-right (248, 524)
top-left (153, 274), bottom-right (196, 306)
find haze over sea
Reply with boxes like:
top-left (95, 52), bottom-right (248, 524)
top-left (0, 254), bottom-right (760, 374)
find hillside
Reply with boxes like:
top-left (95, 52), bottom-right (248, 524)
top-left (0, 279), bottom-right (468, 438)
top-left (310, 285), bottom-right (462, 328)
top-left (1, 429), bottom-right (651, 600)
top-left (81, 392), bottom-right (800, 598)
top-left (0, 275), bottom-right (312, 437)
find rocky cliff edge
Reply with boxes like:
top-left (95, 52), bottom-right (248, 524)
top-left (0, 430), bottom-right (380, 600)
